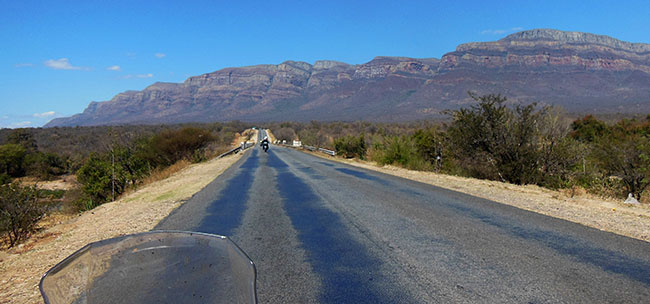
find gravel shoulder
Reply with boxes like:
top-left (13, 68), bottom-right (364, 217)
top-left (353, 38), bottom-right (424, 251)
top-left (301, 150), bottom-right (650, 243)
top-left (0, 151), bottom-right (246, 304)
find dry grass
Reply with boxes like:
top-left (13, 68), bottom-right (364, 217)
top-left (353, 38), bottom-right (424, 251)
top-left (142, 159), bottom-right (191, 185)
top-left (18, 175), bottom-right (78, 191)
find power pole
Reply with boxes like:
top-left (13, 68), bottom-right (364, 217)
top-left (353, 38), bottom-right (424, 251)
top-left (110, 128), bottom-right (115, 202)
top-left (112, 149), bottom-right (115, 201)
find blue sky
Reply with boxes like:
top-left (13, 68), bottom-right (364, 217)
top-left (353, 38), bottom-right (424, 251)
top-left (1, 0), bottom-right (649, 128)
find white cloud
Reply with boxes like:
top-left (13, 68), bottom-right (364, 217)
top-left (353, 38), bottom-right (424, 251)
top-left (11, 121), bottom-right (32, 128)
top-left (107, 65), bottom-right (121, 71)
top-left (33, 111), bottom-right (56, 118)
top-left (123, 73), bottom-right (154, 79)
top-left (481, 27), bottom-right (524, 35)
top-left (44, 58), bottom-right (86, 70)
top-left (481, 29), bottom-right (506, 35)
top-left (155, 53), bottom-right (166, 58)
top-left (15, 63), bottom-right (34, 67)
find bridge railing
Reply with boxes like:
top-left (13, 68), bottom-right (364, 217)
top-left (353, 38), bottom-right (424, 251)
top-left (217, 141), bottom-right (255, 159)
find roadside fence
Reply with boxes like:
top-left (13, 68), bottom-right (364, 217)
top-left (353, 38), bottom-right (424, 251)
top-left (217, 141), bottom-right (255, 159)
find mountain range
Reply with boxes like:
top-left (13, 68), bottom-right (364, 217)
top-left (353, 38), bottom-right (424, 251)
top-left (46, 29), bottom-right (650, 127)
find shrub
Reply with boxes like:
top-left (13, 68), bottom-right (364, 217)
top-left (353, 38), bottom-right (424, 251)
top-left (446, 93), bottom-right (547, 185)
top-left (6, 128), bottom-right (37, 152)
top-left (570, 115), bottom-right (610, 143)
top-left (593, 131), bottom-right (650, 200)
top-left (334, 135), bottom-right (367, 159)
top-left (76, 153), bottom-right (114, 205)
top-left (113, 145), bottom-right (150, 185)
top-left (0, 144), bottom-right (27, 177)
top-left (0, 173), bottom-right (11, 185)
top-left (0, 183), bottom-right (46, 248)
top-left (376, 136), bottom-right (410, 166)
top-left (537, 137), bottom-right (585, 189)
top-left (24, 152), bottom-right (66, 180)
top-left (411, 128), bottom-right (445, 170)
top-left (374, 136), bottom-right (433, 171)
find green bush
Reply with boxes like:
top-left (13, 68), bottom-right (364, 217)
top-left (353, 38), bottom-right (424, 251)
top-left (334, 135), bottom-right (367, 159)
top-left (113, 145), bottom-right (150, 186)
top-left (24, 152), bottom-right (66, 180)
top-left (570, 115), bottom-right (610, 142)
top-left (411, 129), bottom-right (443, 163)
top-left (385, 136), bottom-right (432, 170)
top-left (592, 130), bottom-right (650, 200)
top-left (0, 183), bottom-right (46, 248)
top-left (0, 144), bottom-right (27, 177)
top-left (0, 173), bottom-right (11, 185)
top-left (76, 153), bottom-right (114, 205)
top-left (447, 93), bottom-right (547, 185)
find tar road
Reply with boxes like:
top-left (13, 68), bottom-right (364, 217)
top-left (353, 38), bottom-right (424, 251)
top-left (156, 131), bottom-right (650, 303)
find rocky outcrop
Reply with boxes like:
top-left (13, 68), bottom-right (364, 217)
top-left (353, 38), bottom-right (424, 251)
top-left (46, 29), bottom-right (650, 127)
top-left (441, 29), bottom-right (650, 72)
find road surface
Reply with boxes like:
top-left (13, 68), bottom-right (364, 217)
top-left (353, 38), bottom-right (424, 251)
top-left (156, 133), bottom-right (650, 303)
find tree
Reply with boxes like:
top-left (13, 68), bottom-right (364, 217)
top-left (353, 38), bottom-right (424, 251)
top-left (334, 134), bottom-right (367, 159)
top-left (411, 128), bottom-right (445, 165)
top-left (24, 152), bottom-right (66, 180)
top-left (593, 129), bottom-right (650, 200)
top-left (537, 108), bottom-right (583, 189)
top-left (6, 129), bottom-right (37, 152)
top-left (0, 183), bottom-right (46, 247)
top-left (114, 145), bottom-right (150, 186)
top-left (570, 115), bottom-right (609, 143)
top-left (0, 144), bottom-right (27, 177)
top-left (76, 153), bottom-right (114, 205)
top-left (446, 93), bottom-right (547, 184)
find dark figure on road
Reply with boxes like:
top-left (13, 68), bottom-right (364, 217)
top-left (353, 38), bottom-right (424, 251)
top-left (261, 136), bottom-right (270, 152)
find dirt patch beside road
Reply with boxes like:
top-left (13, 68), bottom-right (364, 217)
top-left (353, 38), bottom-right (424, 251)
top-left (0, 152), bottom-right (245, 304)
top-left (306, 151), bottom-right (650, 243)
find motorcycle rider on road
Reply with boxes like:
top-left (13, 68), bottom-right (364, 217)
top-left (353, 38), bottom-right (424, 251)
top-left (261, 136), bottom-right (270, 152)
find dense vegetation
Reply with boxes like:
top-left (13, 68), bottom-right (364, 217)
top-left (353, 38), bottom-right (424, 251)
top-left (265, 94), bottom-right (650, 202)
top-left (0, 122), bottom-right (249, 247)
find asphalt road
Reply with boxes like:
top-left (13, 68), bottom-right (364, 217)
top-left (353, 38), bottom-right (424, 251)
top-left (156, 134), bottom-right (650, 303)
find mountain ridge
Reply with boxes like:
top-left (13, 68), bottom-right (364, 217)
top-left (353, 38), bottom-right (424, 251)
top-left (46, 29), bottom-right (650, 127)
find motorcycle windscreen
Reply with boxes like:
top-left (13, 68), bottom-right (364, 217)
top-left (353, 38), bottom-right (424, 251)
top-left (40, 231), bottom-right (256, 304)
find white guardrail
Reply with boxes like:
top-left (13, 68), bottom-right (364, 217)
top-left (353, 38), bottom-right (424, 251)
top-left (217, 141), bottom-right (255, 159)
top-left (318, 147), bottom-right (336, 156)
top-left (300, 144), bottom-right (335, 156)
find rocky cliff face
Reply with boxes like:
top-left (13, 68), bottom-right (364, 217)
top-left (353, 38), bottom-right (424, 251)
top-left (441, 29), bottom-right (650, 72)
top-left (46, 29), bottom-right (650, 127)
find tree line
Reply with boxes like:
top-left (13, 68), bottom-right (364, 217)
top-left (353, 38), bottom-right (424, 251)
top-left (1, 122), bottom-right (249, 248)
top-left (265, 94), bottom-right (650, 202)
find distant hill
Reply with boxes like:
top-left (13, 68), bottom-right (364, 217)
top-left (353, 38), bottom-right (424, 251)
top-left (46, 29), bottom-right (650, 127)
